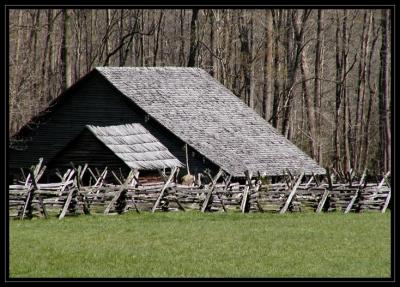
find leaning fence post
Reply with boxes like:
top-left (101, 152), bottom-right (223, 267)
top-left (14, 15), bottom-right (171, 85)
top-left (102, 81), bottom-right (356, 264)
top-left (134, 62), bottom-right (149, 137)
top-left (59, 166), bottom-right (81, 220)
top-left (218, 174), bottom-right (232, 213)
top-left (379, 171), bottom-right (391, 213)
top-left (58, 169), bottom-right (75, 196)
top-left (280, 172), bottom-right (304, 214)
top-left (344, 169), bottom-right (367, 214)
top-left (317, 168), bottom-right (333, 213)
top-left (104, 169), bottom-right (137, 214)
top-left (316, 189), bottom-right (330, 213)
top-left (201, 168), bottom-right (224, 212)
top-left (240, 170), bottom-right (253, 213)
top-left (317, 168), bottom-right (334, 213)
top-left (381, 190), bottom-right (391, 214)
top-left (20, 159), bottom-right (46, 220)
top-left (152, 167), bottom-right (179, 213)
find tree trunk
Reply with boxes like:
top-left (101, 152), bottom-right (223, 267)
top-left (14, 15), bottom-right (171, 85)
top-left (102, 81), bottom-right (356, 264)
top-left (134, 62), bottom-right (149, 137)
top-left (249, 12), bottom-right (257, 110)
top-left (300, 47), bottom-right (317, 159)
top-left (139, 11), bottom-right (144, 66)
top-left (179, 10), bottom-right (185, 66)
top-left (159, 13), bottom-right (165, 66)
top-left (378, 9), bottom-right (391, 173)
top-left (207, 10), bottom-right (215, 76)
top-left (74, 11), bottom-right (82, 82)
top-left (41, 10), bottom-right (54, 103)
top-left (30, 10), bottom-right (41, 110)
top-left (187, 9), bottom-right (199, 67)
top-left (13, 10), bottom-right (23, 95)
top-left (146, 10), bottom-right (152, 66)
top-left (104, 9), bottom-right (111, 66)
top-left (10, 10), bottom-right (23, 135)
top-left (282, 10), bottom-right (310, 139)
top-left (238, 11), bottom-right (251, 106)
top-left (281, 10), bottom-right (294, 137)
top-left (354, 11), bottom-right (369, 172)
top-left (152, 11), bottom-right (163, 66)
top-left (333, 12), bottom-right (342, 171)
top-left (122, 11), bottom-right (140, 67)
top-left (341, 10), bottom-right (351, 176)
top-left (225, 10), bottom-right (234, 90)
top-left (61, 9), bottom-right (72, 91)
top-left (361, 14), bottom-right (378, 171)
top-left (314, 9), bottom-right (324, 164)
top-left (118, 10), bottom-right (125, 66)
top-left (271, 10), bottom-right (281, 128)
top-left (262, 10), bottom-right (273, 120)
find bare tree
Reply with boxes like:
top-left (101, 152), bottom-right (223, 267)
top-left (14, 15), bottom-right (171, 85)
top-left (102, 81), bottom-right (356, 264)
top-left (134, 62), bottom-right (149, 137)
top-left (282, 10), bottom-right (311, 139)
top-left (262, 10), bottom-right (273, 120)
top-left (360, 13), bottom-right (378, 172)
top-left (314, 9), bottom-right (324, 164)
top-left (378, 9), bottom-right (391, 173)
top-left (187, 9), bottom-right (199, 67)
top-left (238, 10), bottom-right (251, 106)
top-left (271, 10), bottom-right (282, 128)
top-left (60, 9), bottom-right (72, 91)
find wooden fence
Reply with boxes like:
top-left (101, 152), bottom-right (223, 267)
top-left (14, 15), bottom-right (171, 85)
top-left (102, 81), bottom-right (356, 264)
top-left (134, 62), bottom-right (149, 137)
top-left (9, 160), bottom-right (391, 220)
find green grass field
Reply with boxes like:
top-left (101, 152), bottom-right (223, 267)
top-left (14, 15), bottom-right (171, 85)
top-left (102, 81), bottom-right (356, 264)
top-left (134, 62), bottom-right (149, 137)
top-left (9, 211), bottom-right (391, 278)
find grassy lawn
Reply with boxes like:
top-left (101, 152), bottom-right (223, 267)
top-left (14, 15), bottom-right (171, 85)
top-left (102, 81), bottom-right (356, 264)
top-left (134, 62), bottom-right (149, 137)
top-left (9, 211), bottom-right (391, 278)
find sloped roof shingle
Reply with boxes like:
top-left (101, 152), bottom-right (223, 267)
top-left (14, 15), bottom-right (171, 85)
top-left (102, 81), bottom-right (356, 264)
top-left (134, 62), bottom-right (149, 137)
top-left (86, 123), bottom-right (183, 170)
top-left (95, 67), bottom-right (326, 177)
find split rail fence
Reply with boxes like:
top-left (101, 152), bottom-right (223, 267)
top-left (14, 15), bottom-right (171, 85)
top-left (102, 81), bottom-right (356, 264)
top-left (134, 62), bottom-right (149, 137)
top-left (9, 160), bottom-right (391, 220)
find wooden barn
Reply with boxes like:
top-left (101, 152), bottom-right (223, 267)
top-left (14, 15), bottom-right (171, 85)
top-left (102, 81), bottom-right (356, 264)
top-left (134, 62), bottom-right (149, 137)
top-left (9, 67), bottom-right (325, 180)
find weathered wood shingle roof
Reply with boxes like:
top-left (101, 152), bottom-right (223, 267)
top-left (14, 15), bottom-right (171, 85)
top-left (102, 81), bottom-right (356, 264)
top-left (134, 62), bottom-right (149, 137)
top-left (86, 123), bottom-right (183, 170)
top-left (96, 67), bottom-right (326, 177)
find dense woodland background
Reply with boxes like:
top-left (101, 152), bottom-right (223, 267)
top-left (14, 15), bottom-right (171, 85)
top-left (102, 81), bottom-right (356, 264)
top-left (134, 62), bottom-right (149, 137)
top-left (8, 9), bottom-right (391, 176)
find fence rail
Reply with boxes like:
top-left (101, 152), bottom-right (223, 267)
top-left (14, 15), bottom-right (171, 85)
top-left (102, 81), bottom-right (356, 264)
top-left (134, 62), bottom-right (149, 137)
top-left (9, 160), bottom-right (391, 220)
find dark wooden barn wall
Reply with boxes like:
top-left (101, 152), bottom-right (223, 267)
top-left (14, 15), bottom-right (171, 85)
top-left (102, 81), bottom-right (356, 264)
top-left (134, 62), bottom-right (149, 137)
top-left (48, 129), bottom-right (130, 171)
top-left (10, 70), bottom-right (218, 177)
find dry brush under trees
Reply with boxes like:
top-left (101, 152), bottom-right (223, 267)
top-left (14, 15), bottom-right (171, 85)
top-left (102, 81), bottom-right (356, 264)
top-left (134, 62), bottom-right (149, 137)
top-left (8, 9), bottom-right (392, 176)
